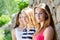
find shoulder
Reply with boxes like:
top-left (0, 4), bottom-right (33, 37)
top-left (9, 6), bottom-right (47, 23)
top-left (44, 26), bottom-right (54, 33)
top-left (43, 26), bottom-right (54, 40)
top-left (11, 27), bottom-right (18, 33)
top-left (11, 29), bottom-right (17, 40)
top-left (11, 29), bottom-right (16, 37)
top-left (11, 29), bottom-right (15, 34)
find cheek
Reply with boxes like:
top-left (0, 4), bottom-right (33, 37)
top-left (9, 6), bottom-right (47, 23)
top-left (35, 15), bottom-right (39, 20)
top-left (22, 18), bottom-right (27, 25)
top-left (19, 19), bottom-right (20, 23)
top-left (19, 19), bottom-right (23, 24)
top-left (35, 15), bottom-right (40, 23)
top-left (23, 18), bottom-right (26, 23)
top-left (40, 15), bottom-right (45, 21)
top-left (19, 19), bottom-right (21, 23)
top-left (25, 17), bottom-right (29, 23)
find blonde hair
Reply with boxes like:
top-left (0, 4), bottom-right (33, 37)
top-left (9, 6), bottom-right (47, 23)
top-left (22, 7), bottom-right (36, 28)
top-left (34, 3), bottom-right (57, 40)
top-left (34, 7), bottom-right (50, 33)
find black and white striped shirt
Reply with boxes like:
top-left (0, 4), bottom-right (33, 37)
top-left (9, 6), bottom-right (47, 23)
top-left (15, 27), bottom-right (35, 40)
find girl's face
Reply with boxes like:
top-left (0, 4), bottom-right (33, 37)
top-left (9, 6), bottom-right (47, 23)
top-left (34, 7), bottom-right (45, 23)
top-left (19, 14), bottom-right (24, 26)
top-left (20, 11), bottom-right (29, 26)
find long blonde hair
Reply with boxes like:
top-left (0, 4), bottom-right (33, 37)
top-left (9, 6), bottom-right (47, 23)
top-left (34, 3), bottom-right (57, 40)
top-left (22, 7), bottom-right (36, 28)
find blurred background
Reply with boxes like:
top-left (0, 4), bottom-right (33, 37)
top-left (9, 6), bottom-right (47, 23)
top-left (0, 0), bottom-right (60, 40)
top-left (0, 0), bottom-right (29, 40)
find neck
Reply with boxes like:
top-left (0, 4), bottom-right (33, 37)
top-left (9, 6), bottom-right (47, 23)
top-left (19, 24), bottom-right (24, 29)
top-left (26, 24), bottom-right (30, 30)
top-left (40, 21), bottom-right (44, 28)
top-left (18, 25), bottom-right (26, 31)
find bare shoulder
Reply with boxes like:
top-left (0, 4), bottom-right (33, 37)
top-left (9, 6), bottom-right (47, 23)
top-left (43, 26), bottom-right (54, 40)
top-left (44, 26), bottom-right (54, 33)
top-left (11, 29), bottom-right (16, 40)
top-left (11, 29), bottom-right (15, 34)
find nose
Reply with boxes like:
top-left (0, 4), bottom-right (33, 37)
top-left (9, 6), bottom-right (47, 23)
top-left (37, 13), bottom-right (40, 20)
top-left (25, 17), bottom-right (29, 23)
top-left (20, 18), bottom-right (23, 23)
top-left (38, 13), bottom-right (40, 17)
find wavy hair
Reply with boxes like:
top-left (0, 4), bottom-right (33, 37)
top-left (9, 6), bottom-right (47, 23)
top-left (14, 11), bottom-right (21, 28)
top-left (34, 3), bottom-right (57, 40)
top-left (23, 7), bottom-right (36, 28)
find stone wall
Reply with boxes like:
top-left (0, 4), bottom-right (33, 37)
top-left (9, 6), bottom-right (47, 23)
top-left (29, 0), bottom-right (60, 40)
top-left (29, 0), bottom-right (60, 23)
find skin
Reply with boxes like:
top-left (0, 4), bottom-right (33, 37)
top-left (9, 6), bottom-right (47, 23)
top-left (34, 7), bottom-right (54, 40)
top-left (21, 11), bottom-right (29, 26)
top-left (19, 14), bottom-right (24, 27)
top-left (11, 13), bottom-right (24, 40)
top-left (11, 29), bottom-right (16, 40)
top-left (35, 7), bottom-right (45, 23)
top-left (11, 10), bottom-right (30, 40)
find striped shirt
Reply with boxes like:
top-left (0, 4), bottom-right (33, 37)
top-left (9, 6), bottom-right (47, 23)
top-left (15, 27), bottom-right (35, 40)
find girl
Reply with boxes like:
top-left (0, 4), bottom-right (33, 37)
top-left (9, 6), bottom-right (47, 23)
top-left (11, 7), bottom-right (36, 40)
top-left (11, 10), bottom-right (28, 40)
top-left (21, 8), bottom-right (36, 40)
top-left (32, 3), bottom-right (57, 40)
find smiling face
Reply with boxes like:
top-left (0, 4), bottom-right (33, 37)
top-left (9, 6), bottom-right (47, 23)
top-left (20, 11), bottom-right (29, 26)
top-left (19, 14), bottom-right (24, 26)
top-left (34, 7), bottom-right (46, 23)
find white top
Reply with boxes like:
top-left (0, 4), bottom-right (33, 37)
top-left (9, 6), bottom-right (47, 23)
top-left (14, 27), bottom-right (35, 40)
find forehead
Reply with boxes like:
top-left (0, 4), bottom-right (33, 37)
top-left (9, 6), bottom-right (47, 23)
top-left (19, 13), bottom-right (22, 17)
top-left (21, 10), bottom-right (27, 16)
top-left (35, 7), bottom-right (40, 10)
top-left (35, 7), bottom-right (45, 12)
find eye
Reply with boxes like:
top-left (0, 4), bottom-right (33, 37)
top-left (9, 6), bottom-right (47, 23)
top-left (39, 13), bottom-right (42, 14)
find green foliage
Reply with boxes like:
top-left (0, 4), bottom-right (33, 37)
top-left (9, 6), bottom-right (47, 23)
top-left (4, 29), bottom-right (12, 40)
top-left (5, 33), bottom-right (12, 40)
top-left (0, 0), bottom-right (29, 16)
top-left (18, 1), bottom-right (28, 11)
top-left (0, 29), bottom-right (12, 40)
top-left (0, 0), bottom-right (6, 16)
top-left (5, 0), bottom-right (19, 15)
top-left (0, 30), bottom-right (5, 40)
top-left (0, 0), bottom-right (19, 16)
top-left (0, 15), bottom-right (11, 26)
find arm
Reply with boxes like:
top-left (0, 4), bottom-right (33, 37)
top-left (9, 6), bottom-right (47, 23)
top-left (11, 29), bottom-right (16, 40)
top-left (44, 26), bottom-right (54, 40)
